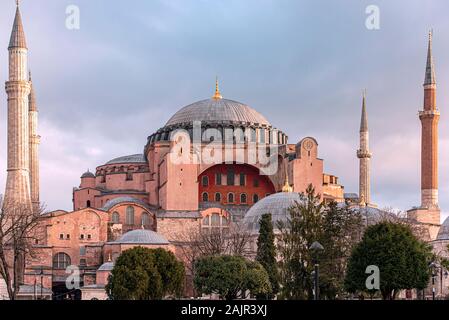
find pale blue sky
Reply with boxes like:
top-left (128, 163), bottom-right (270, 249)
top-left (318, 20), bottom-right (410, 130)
top-left (0, 0), bottom-right (449, 221)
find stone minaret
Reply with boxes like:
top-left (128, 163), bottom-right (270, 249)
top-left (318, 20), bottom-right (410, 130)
top-left (28, 71), bottom-right (40, 206)
top-left (420, 30), bottom-right (439, 209)
top-left (4, 3), bottom-right (32, 208)
top-left (357, 91), bottom-right (372, 206)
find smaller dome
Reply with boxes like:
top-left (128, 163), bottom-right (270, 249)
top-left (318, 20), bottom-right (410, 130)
top-left (98, 261), bottom-right (114, 272)
top-left (115, 229), bottom-right (169, 245)
top-left (243, 192), bottom-right (301, 234)
top-left (106, 154), bottom-right (146, 165)
top-left (81, 170), bottom-right (95, 179)
top-left (437, 217), bottom-right (449, 240)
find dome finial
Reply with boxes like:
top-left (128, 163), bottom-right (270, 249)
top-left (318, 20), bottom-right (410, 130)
top-left (282, 164), bottom-right (293, 193)
top-left (213, 76), bottom-right (223, 100)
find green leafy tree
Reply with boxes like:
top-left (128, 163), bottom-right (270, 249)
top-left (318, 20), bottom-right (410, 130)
top-left (151, 248), bottom-right (186, 297)
top-left (106, 247), bottom-right (185, 300)
top-left (256, 213), bottom-right (279, 299)
top-left (344, 222), bottom-right (432, 300)
top-left (194, 255), bottom-right (271, 300)
top-left (277, 185), bottom-right (363, 300)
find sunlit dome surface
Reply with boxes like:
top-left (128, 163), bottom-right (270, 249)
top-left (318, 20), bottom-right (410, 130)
top-left (165, 98), bottom-right (271, 127)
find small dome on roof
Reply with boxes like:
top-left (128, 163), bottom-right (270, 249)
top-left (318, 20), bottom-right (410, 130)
top-left (437, 217), bottom-right (449, 241)
top-left (98, 261), bottom-right (114, 272)
top-left (81, 170), bottom-right (95, 179)
top-left (115, 229), bottom-right (169, 245)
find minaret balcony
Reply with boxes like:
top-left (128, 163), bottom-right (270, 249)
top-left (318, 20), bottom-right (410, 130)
top-left (419, 109), bottom-right (440, 119)
top-left (357, 150), bottom-right (372, 158)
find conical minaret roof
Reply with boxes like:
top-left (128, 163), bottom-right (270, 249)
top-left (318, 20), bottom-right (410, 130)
top-left (360, 91), bottom-right (368, 132)
top-left (9, 3), bottom-right (27, 49)
top-left (424, 30), bottom-right (436, 86)
top-left (28, 71), bottom-right (37, 111)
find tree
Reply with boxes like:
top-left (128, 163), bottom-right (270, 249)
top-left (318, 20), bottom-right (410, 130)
top-left (106, 247), bottom-right (185, 300)
top-left (344, 221), bottom-right (432, 300)
top-left (151, 248), bottom-right (185, 298)
top-left (194, 255), bottom-right (271, 300)
top-left (256, 213), bottom-right (279, 299)
top-left (277, 185), bottom-right (363, 300)
top-left (176, 222), bottom-right (252, 279)
top-left (0, 197), bottom-right (45, 300)
top-left (319, 201), bottom-right (363, 299)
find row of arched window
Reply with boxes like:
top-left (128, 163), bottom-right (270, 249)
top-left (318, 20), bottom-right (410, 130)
top-left (110, 206), bottom-right (153, 226)
top-left (201, 192), bottom-right (261, 204)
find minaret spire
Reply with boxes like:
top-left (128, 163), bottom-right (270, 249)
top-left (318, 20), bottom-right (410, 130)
top-left (360, 89), bottom-right (368, 132)
top-left (424, 30), bottom-right (436, 86)
top-left (357, 90), bottom-right (372, 206)
top-left (9, 1), bottom-right (27, 50)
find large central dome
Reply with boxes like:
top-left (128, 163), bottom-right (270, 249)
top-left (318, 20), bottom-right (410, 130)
top-left (165, 98), bottom-right (270, 127)
top-left (146, 82), bottom-right (288, 147)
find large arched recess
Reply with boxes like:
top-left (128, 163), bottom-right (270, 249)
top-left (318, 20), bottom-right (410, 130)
top-left (198, 163), bottom-right (276, 206)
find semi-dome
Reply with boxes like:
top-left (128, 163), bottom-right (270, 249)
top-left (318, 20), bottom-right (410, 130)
top-left (165, 98), bottom-right (271, 127)
top-left (242, 192), bottom-right (301, 235)
top-left (437, 217), bottom-right (449, 240)
top-left (101, 196), bottom-right (151, 211)
top-left (106, 154), bottom-right (146, 165)
top-left (115, 229), bottom-right (169, 245)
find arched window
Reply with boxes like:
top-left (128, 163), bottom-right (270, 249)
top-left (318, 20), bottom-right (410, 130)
top-left (201, 213), bottom-right (230, 235)
top-left (228, 193), bottom-right (234, 203)
top-left (253, 194), bottom-right (259, 203)
top-left (112, 212), bottom-right (120, 224)
top-left (202, 192), bottom-right (209, 202)
top-left (215, 192), bottom-right (221, 202)
top-left (240, 193), bottom-right (247, 204)
top-left (53, 253), bottom-right (71, 270)
top-left (202, 176), bottom-right (209, 187)
top-left (86, 200), bottom-right (91, 208)
top-left (126, 206), bottom-right (135, 225)
top-left (141, 212), bottom-right (150, 227)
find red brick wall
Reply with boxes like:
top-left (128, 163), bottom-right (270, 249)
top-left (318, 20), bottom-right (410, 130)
top-left (198, 164), bottom-right (275, 206)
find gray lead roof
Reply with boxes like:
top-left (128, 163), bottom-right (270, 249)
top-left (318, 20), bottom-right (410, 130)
top-left (165, 98), bottom-right (271, 127)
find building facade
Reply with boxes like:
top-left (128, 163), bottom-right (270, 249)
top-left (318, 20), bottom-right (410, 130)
top-left (1, 4), bottom-right (448, 300)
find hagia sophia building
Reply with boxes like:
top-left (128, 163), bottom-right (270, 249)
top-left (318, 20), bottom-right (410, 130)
top-left (1, 4), bottom-right (449, 300)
